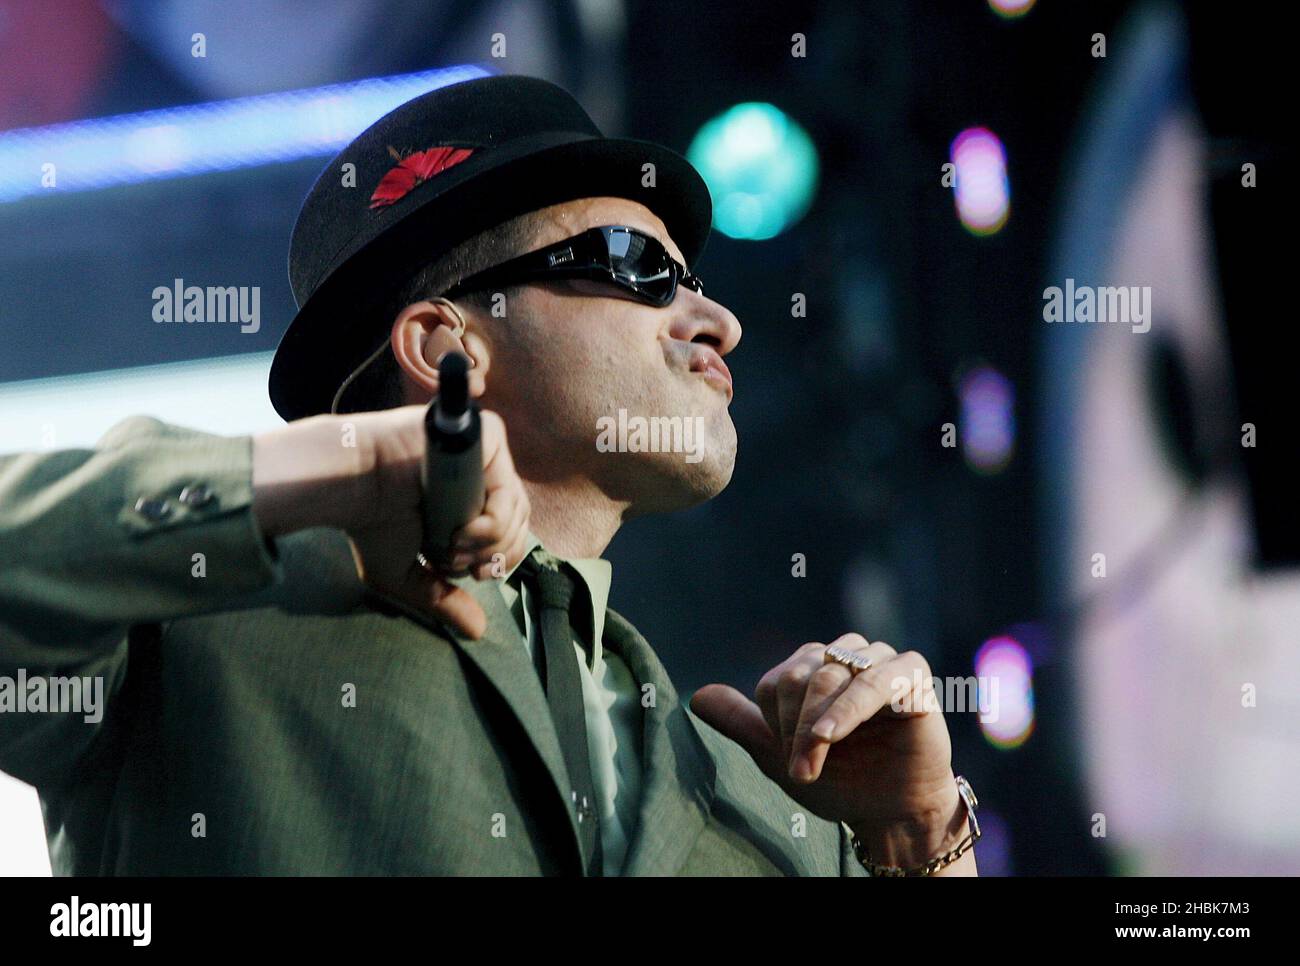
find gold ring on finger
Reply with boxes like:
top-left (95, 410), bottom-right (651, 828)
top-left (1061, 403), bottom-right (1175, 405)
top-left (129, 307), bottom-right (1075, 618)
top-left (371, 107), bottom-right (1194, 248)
top-left (823, 643), bottom-right (874, 675)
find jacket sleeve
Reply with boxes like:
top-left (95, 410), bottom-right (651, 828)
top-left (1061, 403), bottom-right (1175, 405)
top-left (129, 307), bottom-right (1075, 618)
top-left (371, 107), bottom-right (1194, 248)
top-left (0, 415), bottom-right (284, 788)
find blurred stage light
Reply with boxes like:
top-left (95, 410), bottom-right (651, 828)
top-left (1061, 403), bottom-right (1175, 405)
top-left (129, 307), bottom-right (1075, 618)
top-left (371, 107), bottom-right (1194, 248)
top-left (975, 635), bottom-right (1035, 749)
top-left (0, 352), bottom-right (281, 453)
top-left (988, 0), bottom-right (1036, 19)
top-left (686, 102), bottom-right (819, 240)
top-left (950, 126), bottom-right (1010, 235)
top-left (0, 64), bottom-right (490, 204)
top-left (959, 364), bottom-right (1015, 473)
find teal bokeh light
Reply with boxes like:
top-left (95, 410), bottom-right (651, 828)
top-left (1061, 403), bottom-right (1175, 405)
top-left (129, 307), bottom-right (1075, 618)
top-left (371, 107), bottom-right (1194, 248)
top-left (686, 102), bottom-right (819, 241)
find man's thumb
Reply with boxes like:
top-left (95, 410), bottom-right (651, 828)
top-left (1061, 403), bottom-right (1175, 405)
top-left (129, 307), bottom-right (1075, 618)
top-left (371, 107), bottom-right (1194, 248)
top-left (690, 684), bottom-right (782, 778)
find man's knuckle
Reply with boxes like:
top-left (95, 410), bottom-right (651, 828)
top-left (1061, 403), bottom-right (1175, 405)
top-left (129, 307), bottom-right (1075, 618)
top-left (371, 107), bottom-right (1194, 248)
top-left (899, 650), bottom-right (930, 674)
top-left (809, 664), bottom-right (846, 692)
top-left (854, 667), bottom-right (890, 697)
top-left (777, 668), bottom-right (809, 698)
top-left (835, 632), bottom-right (870, 650)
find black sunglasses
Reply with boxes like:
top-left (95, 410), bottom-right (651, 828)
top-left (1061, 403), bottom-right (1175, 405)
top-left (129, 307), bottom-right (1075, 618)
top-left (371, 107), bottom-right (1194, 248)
top-left (442, 225), bottom-right (703, 307)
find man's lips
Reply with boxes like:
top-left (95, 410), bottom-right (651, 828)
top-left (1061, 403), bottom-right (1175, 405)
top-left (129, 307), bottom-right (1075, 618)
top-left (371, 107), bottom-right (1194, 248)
top-left (688, 346), bottom-right (733, 399)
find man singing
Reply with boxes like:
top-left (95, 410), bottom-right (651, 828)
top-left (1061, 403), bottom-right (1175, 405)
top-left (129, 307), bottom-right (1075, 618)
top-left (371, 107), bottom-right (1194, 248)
top-left (0, 74), bottom-right (978, 876)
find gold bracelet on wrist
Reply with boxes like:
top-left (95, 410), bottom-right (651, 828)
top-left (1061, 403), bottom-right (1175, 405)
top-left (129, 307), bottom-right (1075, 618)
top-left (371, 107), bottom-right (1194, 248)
top-left (846, 774), bottom-right (981, 877)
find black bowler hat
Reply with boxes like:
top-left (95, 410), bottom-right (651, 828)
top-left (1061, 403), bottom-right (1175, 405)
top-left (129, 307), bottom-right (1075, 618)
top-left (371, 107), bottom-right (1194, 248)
top-left (269, 73), bottom-right (713, 421)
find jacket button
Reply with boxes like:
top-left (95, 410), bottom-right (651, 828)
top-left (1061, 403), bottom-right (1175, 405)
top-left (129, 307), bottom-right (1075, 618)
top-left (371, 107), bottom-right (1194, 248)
top-left (133, 496), bottom-right (173, 521)
top-left (179, 483), bottom-right (215, 508)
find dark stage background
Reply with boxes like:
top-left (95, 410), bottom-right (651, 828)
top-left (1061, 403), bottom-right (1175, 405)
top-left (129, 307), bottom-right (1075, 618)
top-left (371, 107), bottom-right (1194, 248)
top-left (3, 0), bottom-right (1295, 876)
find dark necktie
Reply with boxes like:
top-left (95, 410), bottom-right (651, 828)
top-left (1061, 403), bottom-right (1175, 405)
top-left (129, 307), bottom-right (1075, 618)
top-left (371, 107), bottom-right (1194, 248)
top-left (517, 553), bottom-right (603, 876)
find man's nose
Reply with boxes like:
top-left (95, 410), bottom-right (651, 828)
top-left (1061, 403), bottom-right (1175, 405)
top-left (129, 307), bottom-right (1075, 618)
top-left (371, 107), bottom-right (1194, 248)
top-left (669, 292), bottom-right (742, 355)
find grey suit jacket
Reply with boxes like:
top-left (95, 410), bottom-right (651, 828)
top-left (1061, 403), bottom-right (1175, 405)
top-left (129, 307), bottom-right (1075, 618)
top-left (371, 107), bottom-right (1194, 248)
top-left (0, 416), bottom-right (866, 875)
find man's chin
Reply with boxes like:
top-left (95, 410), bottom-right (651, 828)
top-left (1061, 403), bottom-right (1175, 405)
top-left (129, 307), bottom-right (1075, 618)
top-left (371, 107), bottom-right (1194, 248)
top-left (619, 449), bottom-right (735, 517)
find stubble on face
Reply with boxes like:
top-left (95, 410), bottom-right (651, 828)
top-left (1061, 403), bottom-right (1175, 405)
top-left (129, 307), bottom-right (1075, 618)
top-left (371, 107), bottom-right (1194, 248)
top-left (477, 197), bottom-right (739, 516)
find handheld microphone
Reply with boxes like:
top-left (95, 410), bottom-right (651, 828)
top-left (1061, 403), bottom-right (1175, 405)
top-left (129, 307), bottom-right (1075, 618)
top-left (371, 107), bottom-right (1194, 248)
top-left (419, 352), bottom-right (484, 573)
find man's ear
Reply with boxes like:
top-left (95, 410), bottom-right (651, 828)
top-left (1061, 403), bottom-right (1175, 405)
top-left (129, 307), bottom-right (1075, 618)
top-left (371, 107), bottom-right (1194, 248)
top-left (390, 299), bottom-right (491, 399)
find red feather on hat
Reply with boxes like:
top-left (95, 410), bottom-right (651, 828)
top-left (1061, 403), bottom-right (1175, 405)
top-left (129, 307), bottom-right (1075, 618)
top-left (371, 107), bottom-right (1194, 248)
top-left (368, 146), bottom-right (475, 209)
